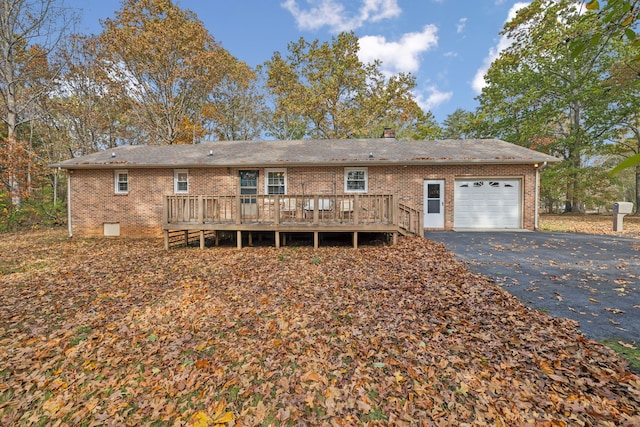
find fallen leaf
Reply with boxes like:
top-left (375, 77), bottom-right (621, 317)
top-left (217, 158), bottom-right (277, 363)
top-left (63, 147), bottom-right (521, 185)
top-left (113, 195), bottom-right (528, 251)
top-left (190, 411), bottom-right (212, 427)
top-left (195, 359), bottom-right (209, 369)
top-left (394, 371), bottom-right (406, 384)
top-left (2, 232), bottom-right (640, 426)
top-left (618, 341), bottom-right (637, 349)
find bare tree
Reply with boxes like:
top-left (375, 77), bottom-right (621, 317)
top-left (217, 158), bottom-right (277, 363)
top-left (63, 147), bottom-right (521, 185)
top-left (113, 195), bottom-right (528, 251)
top-left (0, 0), bottom-right (76, 205)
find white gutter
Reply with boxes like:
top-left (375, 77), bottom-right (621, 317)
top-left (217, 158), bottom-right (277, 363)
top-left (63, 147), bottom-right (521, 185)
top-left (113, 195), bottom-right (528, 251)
top-left (67, 171), bottom-right (72, 238)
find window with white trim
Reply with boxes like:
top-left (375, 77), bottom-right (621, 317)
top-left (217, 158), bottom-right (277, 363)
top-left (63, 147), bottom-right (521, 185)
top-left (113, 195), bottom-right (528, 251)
top-left (174, 169), bottom-right (189, 193)
top-left (344, 167), bottom-right (368, 192)
top-left (114, 170), bottom-right (129, 194)
top-left (265, 168), bottom-right (286, 195)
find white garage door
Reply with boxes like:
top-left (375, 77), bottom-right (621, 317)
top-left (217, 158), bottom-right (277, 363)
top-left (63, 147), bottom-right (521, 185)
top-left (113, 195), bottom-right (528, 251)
top-left (454, 179), bottom-right (521, 229)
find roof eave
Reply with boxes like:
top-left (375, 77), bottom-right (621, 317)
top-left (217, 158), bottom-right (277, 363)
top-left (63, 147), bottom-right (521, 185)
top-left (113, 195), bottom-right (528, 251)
top-left (50, 157), bottom-right (560, 170)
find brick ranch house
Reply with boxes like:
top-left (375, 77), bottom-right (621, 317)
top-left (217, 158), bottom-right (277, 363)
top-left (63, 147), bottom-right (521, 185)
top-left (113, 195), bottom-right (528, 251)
top-left (51, 135), bottom-right (559, 248)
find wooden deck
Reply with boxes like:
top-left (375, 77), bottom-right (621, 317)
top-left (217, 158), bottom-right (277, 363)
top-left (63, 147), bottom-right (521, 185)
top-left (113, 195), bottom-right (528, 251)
top-left (162, 194), bottom-right (423, 249)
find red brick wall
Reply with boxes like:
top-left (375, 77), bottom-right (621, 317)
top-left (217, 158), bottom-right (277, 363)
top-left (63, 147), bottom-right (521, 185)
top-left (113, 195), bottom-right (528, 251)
top-left (68, 164), bottom-right (538, 237)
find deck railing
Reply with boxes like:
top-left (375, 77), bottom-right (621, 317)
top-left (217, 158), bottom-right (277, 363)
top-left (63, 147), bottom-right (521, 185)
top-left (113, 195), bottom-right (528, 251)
top-left (163, 194), bottom-right (422, 235)
top-left (398, 203), bottom-right (424, 235)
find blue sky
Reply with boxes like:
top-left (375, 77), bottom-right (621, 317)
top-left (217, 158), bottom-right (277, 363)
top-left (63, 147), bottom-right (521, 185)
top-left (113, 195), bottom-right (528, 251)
top-left (67, 0), bottom-right (530, 124)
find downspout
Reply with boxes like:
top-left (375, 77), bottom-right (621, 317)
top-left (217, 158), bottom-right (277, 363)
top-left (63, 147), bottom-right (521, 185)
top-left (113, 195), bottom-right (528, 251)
top-left (534, 162), bottom-right (547, 230)
top-left (67, 170), bottom-right (72, 238)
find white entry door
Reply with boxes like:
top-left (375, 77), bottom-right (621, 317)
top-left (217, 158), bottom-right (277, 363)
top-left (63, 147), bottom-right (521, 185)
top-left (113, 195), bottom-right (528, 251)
top-left (424, 180), bottom-right (444, 228)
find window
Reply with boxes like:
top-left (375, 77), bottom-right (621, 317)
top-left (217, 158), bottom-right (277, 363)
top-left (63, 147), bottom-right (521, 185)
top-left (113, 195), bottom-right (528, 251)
top-left (240, 170), bottom-right (258, 203)
top-left (114, 170), bottom-right (128, 194)
top-left (174, 169), bottom-right (188, 193)
top-left (344, 167), bottom-right (368, 192)
top-left (265, 169), bottom-right (286, 195)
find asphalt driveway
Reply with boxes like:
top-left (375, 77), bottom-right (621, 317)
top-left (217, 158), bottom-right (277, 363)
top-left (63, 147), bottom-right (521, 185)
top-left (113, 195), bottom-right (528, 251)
top-left (426, 231), bottom-right (640, 344)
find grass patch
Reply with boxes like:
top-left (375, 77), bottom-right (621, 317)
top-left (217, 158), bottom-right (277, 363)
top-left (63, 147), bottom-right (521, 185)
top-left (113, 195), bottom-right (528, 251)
top-left (365, 407), bottom-right (388, 422)
top-left (0, 261), bottom-right (22, 275)
top-left (601, 339), bottom-right (640, 372)
top-left (69, 326), bottom-right (92, 346)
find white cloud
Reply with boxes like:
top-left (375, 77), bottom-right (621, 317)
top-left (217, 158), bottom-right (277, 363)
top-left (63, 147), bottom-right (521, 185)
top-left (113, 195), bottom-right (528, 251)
top-left (360, 0), bottom-right (402, 22)
top-left (471, 2), bottom-right (529, 94)
top-left (280, 0), bottom-right (347, 31)
top-left (281, 0), bottom-right (401, 32)
top-left (456, 17), bottom-right (467, 34)
top-left (358, 25), bottom-right (438, 74)
top-left (414, 86), bottom-right (453, 112)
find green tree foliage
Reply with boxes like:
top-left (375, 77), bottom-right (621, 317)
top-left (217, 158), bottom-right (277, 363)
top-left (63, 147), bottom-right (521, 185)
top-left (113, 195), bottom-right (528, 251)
top-left (572, 1), bottom-right (639, 211)
top-left (441, 108), bottom-right (491, 139)
top-left (580, 0), bottom-right (638, 49)
top-left (478, 0), bottom-right (623, 212)
top-left (567, 1), bottom-right (640, 212)
top-left (264, 32), bottom-right (439, 140)
top-left (608, 113), bottom-right (640, 211)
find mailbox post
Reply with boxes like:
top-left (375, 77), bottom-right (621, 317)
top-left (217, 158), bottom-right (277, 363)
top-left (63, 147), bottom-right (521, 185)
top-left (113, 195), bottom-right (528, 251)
top-left (613, 202), bottom-right (634, 232)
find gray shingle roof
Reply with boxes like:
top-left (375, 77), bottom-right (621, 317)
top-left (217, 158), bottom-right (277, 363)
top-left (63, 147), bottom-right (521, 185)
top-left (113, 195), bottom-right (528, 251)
top-left (50, 138), bottom-right (560, 169)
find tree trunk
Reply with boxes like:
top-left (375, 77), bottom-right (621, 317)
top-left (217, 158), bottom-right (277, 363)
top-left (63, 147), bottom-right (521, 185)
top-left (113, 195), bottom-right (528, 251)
top-left (2, 2), bottom-right (20, 207)
top-left (53, 169), bottom-right (58, 206)
top-left (567, 100), bottom-right (584, 213)
top-left (636, 163), bottom-right (640, 215)
top-left (6, 94), bottom-right (20, 206)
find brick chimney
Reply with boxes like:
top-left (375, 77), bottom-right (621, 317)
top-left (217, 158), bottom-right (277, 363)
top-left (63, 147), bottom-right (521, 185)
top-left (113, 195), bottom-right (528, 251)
top-left (381, 127), bottom-right (395, 139)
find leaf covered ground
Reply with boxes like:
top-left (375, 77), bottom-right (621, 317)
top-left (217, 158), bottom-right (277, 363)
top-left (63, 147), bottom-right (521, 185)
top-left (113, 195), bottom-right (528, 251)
top-left (1, 231), bottom-right (639, 426)
top-left (540, 214), bottom-right (640, 238)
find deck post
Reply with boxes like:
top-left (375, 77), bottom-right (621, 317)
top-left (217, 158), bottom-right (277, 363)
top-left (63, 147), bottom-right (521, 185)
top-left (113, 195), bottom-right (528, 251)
top-left (275, 231), bottom-right (280, 248)
top-left (313, 195), bottom-right (319, 224)
top-left (314, 231), bottom-right (319, 249)
top-left (200, 230), bottom-right (205, 249)
top-left (248, 232), bottom-right (253, 247)
top-left (392, 232), bottom-right (398, 245)
top-left (215, 231), bottom-right (219, 246)
top-left (236, 196), bottom-right (242, 225)
top-left (409, 210), bottom-right (414, 235)
top-left (184, 230), bottom-right (189, 246)
top-left (354, 195), bottom-right (359, 224)
top-left (274, 195), bottom-right (280, 225)
top-left (353, 231), bottom-right (358, 249)
top-left (237, 231), bottom-right (242, 249)
top-left (163, 196), bottom-right (169, 224)
top-left (164, 230), bottom-right (169, 250)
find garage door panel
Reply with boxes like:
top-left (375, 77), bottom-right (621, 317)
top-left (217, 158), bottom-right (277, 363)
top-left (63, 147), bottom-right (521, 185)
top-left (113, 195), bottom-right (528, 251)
top-left (454, 179), bottom-right (521, 229)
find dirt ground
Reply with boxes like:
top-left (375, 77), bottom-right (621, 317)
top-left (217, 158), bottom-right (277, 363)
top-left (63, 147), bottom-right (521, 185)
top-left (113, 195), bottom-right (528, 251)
top-left (540, 214), bottom-right (640, 238)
